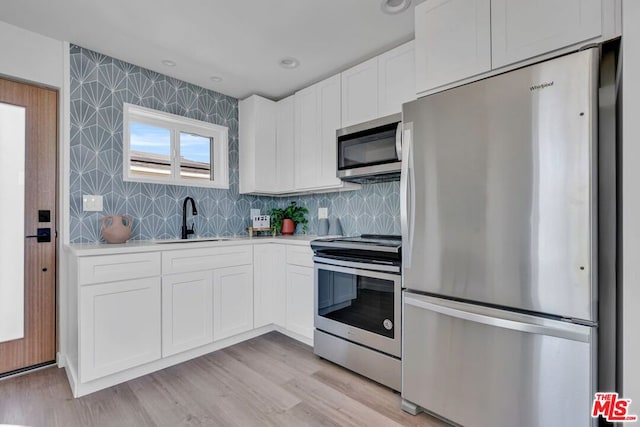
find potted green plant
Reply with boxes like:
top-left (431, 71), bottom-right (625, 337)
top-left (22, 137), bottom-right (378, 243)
top-left (268, 202), bottom-right (309, 235)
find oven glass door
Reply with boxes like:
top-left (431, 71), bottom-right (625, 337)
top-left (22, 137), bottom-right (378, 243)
top-left (314, 262), bottom-right (401, 357)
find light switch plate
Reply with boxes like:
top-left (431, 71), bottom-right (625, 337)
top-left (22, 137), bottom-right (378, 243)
top-left (250, 209), bottom-right (260, 218)
top-left (318, 207), bottom-right (328, 219)
top-left (83, 195), bottom-right (103, 212)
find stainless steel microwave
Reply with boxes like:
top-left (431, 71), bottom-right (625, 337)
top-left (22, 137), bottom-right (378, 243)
top-left (336, 113), bottom-right (402, 183)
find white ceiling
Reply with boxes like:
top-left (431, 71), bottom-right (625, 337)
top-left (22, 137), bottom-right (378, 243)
top-left (0, 0), bottom-right (415, 100)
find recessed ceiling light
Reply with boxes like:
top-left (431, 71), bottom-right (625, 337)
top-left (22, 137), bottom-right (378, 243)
top-left (380, 0), bottom-right (411, 14)
top-left (161, 59), bottom-right (176, 67)
top-left (210, 76), bottom-right (223, 82)
top-left (279, 57), bottom-right (300, 69)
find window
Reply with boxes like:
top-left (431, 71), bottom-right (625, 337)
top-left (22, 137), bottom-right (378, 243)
top-left (123, 103), bottom-right (229, 188)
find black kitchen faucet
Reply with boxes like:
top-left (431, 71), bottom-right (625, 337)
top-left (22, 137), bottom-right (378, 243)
top-left (181, 196), bottom-right (198, 239)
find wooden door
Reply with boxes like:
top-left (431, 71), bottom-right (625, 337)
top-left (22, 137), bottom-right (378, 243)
top-left (0, 78), bottom-right (57, 375)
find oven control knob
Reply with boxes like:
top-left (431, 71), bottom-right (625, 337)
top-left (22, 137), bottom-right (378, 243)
top-left (383, 319), bottom-right (393, 330)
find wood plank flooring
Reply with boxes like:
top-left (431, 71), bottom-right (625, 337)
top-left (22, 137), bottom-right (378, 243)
top-left (0, 332), bottom-right (447, 427)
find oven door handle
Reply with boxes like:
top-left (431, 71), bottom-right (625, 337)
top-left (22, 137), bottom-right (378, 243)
top-left (313, 256), bottom-right (401, 274)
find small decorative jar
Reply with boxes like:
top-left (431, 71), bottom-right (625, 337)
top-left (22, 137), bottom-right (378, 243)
top-left (101, 214), bottom-right (132, 244)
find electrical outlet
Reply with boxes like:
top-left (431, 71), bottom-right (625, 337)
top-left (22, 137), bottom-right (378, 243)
top-left (318, 207), bottom-right (328, 219)
top-left (83, 195), bottom-right (103, 212)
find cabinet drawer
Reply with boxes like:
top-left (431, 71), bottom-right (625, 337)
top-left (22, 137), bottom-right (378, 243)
top-left (162, 245), bottom-right (252, 275)
top-left (78, 252), bottom-right (161, 285)
top-left (286, 244), bottom-right (314, 268)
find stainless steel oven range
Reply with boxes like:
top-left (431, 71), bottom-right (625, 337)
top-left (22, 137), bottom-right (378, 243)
top-left (311, 234), bottom-right (401, 391)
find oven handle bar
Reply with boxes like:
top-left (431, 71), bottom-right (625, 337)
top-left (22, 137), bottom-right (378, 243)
top-left (310, 240), bottom-right (401, 253)
top-left (313, 256), bottom-right (401, 273)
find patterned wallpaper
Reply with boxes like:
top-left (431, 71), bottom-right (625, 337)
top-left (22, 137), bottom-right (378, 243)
top-left (69, 46), bottom-right (399, 243)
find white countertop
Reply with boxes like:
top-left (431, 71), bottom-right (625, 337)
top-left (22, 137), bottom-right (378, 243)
top-left (66, 234), bottom-right (317, 256)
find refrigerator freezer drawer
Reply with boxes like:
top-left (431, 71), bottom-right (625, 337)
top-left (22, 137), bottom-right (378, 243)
top-left (402, 292), bottom-right (595, 427)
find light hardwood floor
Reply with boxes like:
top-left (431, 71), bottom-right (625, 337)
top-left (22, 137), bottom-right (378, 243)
top-left (0, 332), bottom-right (447, 427)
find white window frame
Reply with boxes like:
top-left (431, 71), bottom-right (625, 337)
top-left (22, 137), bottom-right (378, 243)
top-left (122, 103), bottom-right (229, 189)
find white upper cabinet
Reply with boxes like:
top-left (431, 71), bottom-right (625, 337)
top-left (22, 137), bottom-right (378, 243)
top-left (295, 74), bottom-right (346, 191)
top-left (342, 41), bottom-right (416, 126)
top-left (294, 83), bottom-right (320, 190)
top-left (341, 57), bottom-right (379, 127)
top-left (238, 95), bottom-right (277, 194)
top-left (378, 41), bottom-right (416, 117)
top-left (317, 76), bottom-right (344, 187)
top-left (415, 0), bottom-right (491, 94)
top-left (276, 95), bottom-right (295, 193)
top-left (239, 95), bottom-right (296, 194)
top-left (491, 0), bottom-right (602, 68)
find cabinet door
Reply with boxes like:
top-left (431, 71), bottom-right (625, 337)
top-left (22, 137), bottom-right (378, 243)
top-left (162, 271), bottom-right (213, 357)
top-left (286, 265), bottom-right (314, 340)
top-left (276, 95), bottom-right (295, 192)
top-left (317, 74), bottom-right (343, 187)
top-left (294, 84), bottom-right (320, 190)
top-left (239, 95), bottom-right (277, 193)
top-left (295, 75), bottom-right (343, 191)
top-left (415, 0), bottom-right (491, 93)
top-left (492, 0), bottom-right (601, 68)
top-left (253, 244), bottom-right (287, 328)
top-left (213, 265), bottom-right (254, 341)
top-left (341, 57), bottom-right (379, 127)
top-left (80, 277), bottom-right (161, 382)
top-left (378, 41), bottom-right (416, 117)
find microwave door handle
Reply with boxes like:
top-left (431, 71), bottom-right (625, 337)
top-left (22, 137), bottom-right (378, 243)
top-left (395, 123), bottom-right (402, 161)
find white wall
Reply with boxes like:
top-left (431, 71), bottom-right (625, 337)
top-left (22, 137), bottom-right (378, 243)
top-left (0, 21), bottom-right (65, 88)
top-left (0, 20), bottom-right (70, 367)
top-left (622, 0), bottom-right (640, 404)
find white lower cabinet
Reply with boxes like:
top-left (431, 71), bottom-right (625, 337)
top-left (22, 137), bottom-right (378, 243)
top-left (69, 241), bottom-right (314, 397)
top-left (162, 271), bottom-right (213, 357)
top-left (79, 277), bottom-right (161, 382)
top-left (285, 264), bottom-right (314, 340)
top-left (213, 264), bottom-right (254, 341)
top-left (253, 244), bottom-right (287, 328)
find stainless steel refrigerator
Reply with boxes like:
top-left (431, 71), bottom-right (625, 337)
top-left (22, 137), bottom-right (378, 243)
top-left (400, 48), bottom-right (614, 427)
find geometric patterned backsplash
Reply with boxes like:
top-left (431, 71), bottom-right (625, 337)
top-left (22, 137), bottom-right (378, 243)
top-left (69, 45), bottom-right (400, 243)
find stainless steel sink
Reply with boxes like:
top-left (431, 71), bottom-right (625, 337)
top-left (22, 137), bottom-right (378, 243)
top-left (149, 237), bottom-right (231, 244)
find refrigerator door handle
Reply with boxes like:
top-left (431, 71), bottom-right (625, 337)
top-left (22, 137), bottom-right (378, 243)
top-left (400, 123), bottom-right (413, 268)
top-left (404, 295), bottom-right (590, 343)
